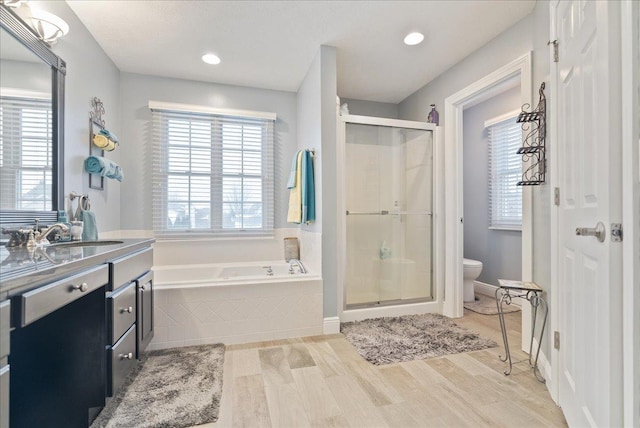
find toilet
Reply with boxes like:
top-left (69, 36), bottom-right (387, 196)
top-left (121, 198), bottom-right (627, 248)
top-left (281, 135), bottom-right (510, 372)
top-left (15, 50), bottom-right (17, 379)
top-left (463, 258), bottom-right (483, 302)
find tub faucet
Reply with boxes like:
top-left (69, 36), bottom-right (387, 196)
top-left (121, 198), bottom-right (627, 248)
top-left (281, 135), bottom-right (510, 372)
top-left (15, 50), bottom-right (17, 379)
top-left (289, 259), bottom-right (307, 274)
top-left (35, 223), bottom-right (70, 246)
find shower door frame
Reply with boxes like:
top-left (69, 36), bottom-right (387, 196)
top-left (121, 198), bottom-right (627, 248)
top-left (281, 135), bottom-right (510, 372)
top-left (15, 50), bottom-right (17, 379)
top-left (337, 114), bottom-right (444, 322)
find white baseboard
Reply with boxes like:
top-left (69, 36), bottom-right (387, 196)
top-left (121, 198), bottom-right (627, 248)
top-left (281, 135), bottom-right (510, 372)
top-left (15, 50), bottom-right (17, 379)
top-left (475, 280), bottom-right (522, 307)
top-left (323, 316), bottom-right (341, 334)
top-left (474, 280), bottom-right (498, 297)
top-left (532, 338), bottom-right (557, 404)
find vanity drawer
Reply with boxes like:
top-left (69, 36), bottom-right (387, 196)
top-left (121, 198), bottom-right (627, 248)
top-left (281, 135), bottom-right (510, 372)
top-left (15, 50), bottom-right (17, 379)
top-left (108, 282), bottom-right (136, 345)
top-left (108, 324), bottom-right (136, 397)
top-left (0, 365), bottom-right (8, 428)
top-left (21, 265), bottom-right (109, 326)
top-left (110, 248), bottom-right (153, 291)
top-left (0, 301), bottom-right (9, 360)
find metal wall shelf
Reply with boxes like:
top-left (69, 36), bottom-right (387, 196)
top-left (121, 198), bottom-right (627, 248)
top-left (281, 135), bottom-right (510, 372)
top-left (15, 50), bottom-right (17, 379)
top-left (516, 82), bottom-right (547, 186)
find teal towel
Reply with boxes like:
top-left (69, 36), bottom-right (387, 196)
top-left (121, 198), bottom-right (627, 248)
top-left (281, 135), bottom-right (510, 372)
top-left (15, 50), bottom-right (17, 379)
top-left (85, 156), bottom-right (124, 182)
top-left (301, 150), bottom-right (315, 223)
top-left (99, 128), bottom-right (119, 143)
top-left (77, 209), bottom-right (98, 241)
top-left (287, 150), bottom-right (301, 189)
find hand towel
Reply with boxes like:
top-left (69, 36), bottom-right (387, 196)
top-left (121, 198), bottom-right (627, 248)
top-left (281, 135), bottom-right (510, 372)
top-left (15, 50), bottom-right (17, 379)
top-left (85, 156), bottom-right (124, 182)
top-left (287, 150), bottom-right (301, 189)
top-left (301, 150), bottom-right (315, 223)
top-left (74, 197), bottom-right (98, 241)
top-left (99, 128), bottom-right (119, 143)
top-left (287, 151), bottom-right (303, 223)
top-left (92, 134), bottom-right (117, 151)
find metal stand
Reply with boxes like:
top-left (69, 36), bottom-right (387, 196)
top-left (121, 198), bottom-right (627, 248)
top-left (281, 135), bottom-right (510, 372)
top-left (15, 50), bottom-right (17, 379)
top-left (495, 279), bottom-right (548, 383)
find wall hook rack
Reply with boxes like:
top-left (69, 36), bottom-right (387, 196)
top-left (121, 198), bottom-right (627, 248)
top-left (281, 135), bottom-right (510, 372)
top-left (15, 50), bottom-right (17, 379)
top-left (516, 82), bottom-right (546, 186)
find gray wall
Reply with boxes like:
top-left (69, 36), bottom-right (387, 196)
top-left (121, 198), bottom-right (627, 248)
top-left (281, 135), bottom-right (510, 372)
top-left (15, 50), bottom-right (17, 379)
top-left (118, 73), bottom-right (297, 231)
top-left (297, 49), bottom-right (323, 233)
top-left (0, 59), bottom-right (51, 93)
top-left (43, 1), bottom-right (122, 234)
top-left (398, 14), bottom-right (534, 126)
top-left (297, 45), bottom-right (338, 318)
top-left (320, 46), bottom-right (337, 317)
top-left (463, 86), bottom-right (521, 286)
top-left (398, 3), bottom-right (551, 352)
top-left (340, 98), bottom-right (398, 119)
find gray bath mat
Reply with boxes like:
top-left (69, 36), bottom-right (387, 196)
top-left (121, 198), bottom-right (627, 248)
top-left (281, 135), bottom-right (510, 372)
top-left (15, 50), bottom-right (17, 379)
top-left (91, 343), bottom-right (225, 428)
top-left (464, 293), bottom-right (521, 315)
top-left (341, 313), bottom-right (497, 365)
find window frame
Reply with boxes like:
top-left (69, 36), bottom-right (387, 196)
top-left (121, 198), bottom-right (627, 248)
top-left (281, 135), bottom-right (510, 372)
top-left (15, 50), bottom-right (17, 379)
top-left (0, 92), bottom-right (53, 211)
top-left (150, 102), bottom-right (275, 238)
top-left (486, 112), bottom-right (523, 231)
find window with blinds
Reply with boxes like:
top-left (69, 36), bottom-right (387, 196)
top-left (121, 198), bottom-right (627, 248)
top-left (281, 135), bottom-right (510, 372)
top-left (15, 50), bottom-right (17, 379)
top-left (0, 96), bottom-right (53, 210)
top-left (151, 106), bottom-right (275, 237)
top-left (488, 116), bottom-right (522, 230)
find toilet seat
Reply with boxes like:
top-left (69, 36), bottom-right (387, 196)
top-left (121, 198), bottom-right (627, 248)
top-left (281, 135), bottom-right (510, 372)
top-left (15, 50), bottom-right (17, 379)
top-left (463, 258), bottom-right (482, 268)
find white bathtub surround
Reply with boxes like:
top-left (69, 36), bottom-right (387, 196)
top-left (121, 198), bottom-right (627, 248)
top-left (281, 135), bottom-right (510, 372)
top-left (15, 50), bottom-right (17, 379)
top-left (150, 261), bottom-right (323, 348)
top-left (298, 229), bottom-right (322, 276)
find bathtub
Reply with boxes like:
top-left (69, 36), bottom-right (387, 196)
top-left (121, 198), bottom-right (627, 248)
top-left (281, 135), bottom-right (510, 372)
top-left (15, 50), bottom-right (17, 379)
top-left (150, 261), bottom-right (323, 349)
top-left (154, 261), bottom-right (311, 288)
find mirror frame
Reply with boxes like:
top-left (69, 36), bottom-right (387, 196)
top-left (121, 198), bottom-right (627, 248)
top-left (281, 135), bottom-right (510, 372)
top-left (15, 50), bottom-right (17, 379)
top-left (0, 4), bottom-right (65, 224)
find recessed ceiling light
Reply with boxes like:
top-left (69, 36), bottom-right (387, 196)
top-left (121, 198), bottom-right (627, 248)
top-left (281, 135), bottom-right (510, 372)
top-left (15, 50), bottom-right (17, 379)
top-left (404, 32), bottom-right (424, 46)
top-left (202, 53), bottom-right (221, 65)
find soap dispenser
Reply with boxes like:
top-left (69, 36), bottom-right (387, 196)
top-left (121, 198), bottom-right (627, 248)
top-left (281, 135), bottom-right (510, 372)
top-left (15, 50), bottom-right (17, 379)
top-left (56, 210), bottom-right (72, 242)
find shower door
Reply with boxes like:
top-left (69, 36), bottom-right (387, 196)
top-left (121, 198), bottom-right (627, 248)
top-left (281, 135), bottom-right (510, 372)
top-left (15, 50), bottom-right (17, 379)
top-left (344, 122), bottom-right (433, 307)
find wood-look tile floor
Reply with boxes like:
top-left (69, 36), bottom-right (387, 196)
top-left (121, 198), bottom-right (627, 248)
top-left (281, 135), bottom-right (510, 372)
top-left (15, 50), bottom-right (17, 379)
top-left (199, 309), bottom-right (567, 428)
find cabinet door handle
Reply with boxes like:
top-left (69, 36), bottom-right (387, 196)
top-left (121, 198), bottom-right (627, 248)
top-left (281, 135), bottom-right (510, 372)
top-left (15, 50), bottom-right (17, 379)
top-left (119, 352), bottom-right (133, 360)
top-left (72, 282), bottom-right (88, 293)
top-left (120, 306), bottom-right (133, 314)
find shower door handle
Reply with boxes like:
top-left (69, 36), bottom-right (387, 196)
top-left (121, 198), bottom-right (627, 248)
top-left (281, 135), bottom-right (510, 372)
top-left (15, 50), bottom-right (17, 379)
top-left (346, 210), bottom-right (389, 216)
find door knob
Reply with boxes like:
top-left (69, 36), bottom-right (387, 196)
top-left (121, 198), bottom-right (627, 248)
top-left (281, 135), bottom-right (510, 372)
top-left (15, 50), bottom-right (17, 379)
top-left (575, 221), bottom-right (606, 242)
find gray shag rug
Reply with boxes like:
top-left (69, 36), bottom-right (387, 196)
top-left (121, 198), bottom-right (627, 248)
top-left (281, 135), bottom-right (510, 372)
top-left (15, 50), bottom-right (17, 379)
top-left (91, 343), bottom-right (225, 428)
top-left (341, 313), bottom-right (497, 365)
top-left (464, 294), bottom-right (521, 315)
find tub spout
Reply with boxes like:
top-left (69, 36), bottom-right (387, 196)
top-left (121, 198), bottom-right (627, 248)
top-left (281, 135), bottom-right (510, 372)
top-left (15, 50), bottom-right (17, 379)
top-left (289, 259), bottom-right (307, 274)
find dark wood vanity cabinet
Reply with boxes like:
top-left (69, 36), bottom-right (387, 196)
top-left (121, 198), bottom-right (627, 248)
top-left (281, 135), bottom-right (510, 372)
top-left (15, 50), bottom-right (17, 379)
top-left (136, 271), bottom-right (154, 358)
top-left (107, 247), bottom-right (153, 397)
top-left (1, 239), bottom-right (153, 427)
top-left (0, 300), bottom-right (10, 428)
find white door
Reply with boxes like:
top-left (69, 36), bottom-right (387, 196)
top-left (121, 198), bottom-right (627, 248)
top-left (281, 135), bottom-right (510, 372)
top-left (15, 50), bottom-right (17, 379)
top-left (555, 0), bottom-right (623, 426)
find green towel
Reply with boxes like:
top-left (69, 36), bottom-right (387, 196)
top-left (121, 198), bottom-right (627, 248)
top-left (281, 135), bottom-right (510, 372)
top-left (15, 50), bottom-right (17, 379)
top-left (77, 209), bottom-right (98, 241)
top-left (84, 156), bottom-right (124, 182)
top-left (74, 196), bottom-right (98, 241)
top-left (301, 150), bottom-right (315, 223)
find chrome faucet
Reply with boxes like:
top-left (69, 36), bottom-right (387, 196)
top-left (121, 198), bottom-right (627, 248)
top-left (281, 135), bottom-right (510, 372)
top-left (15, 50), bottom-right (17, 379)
top-left (34, 223), bottom-right (70, 246)
top-left (288, 258), bottom-right (307, 274)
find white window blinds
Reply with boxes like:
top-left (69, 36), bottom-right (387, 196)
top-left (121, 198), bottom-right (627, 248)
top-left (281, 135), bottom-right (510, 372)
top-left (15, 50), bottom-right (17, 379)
top-left (487, 117), bottom-right (522, 230)
top-left (150, 105), bottom-right (275, 237)
top-left (0, 96), bottom-right (53, 210)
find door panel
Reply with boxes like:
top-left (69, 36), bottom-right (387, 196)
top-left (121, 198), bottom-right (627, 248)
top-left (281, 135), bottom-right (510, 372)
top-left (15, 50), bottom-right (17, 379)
top-left (555, 0), bottom-right (622, 426)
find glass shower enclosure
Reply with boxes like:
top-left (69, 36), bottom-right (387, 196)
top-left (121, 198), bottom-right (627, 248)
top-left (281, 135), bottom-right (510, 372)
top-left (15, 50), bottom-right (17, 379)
top-left (344, 120), bottom-right (433, 308)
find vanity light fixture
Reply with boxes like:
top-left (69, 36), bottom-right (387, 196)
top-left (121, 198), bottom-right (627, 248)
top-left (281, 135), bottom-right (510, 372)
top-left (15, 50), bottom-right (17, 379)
top-left (202, 53), bottom-right (221, 65)
top-left (403, 32), bottom-right (424, 46)
top-left (28, 7), bottom-right (69, 44)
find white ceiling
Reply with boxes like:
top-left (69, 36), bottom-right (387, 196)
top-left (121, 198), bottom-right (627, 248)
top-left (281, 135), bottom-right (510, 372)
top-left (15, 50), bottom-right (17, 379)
top-left (65, 0), bottom-right (535, 104)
